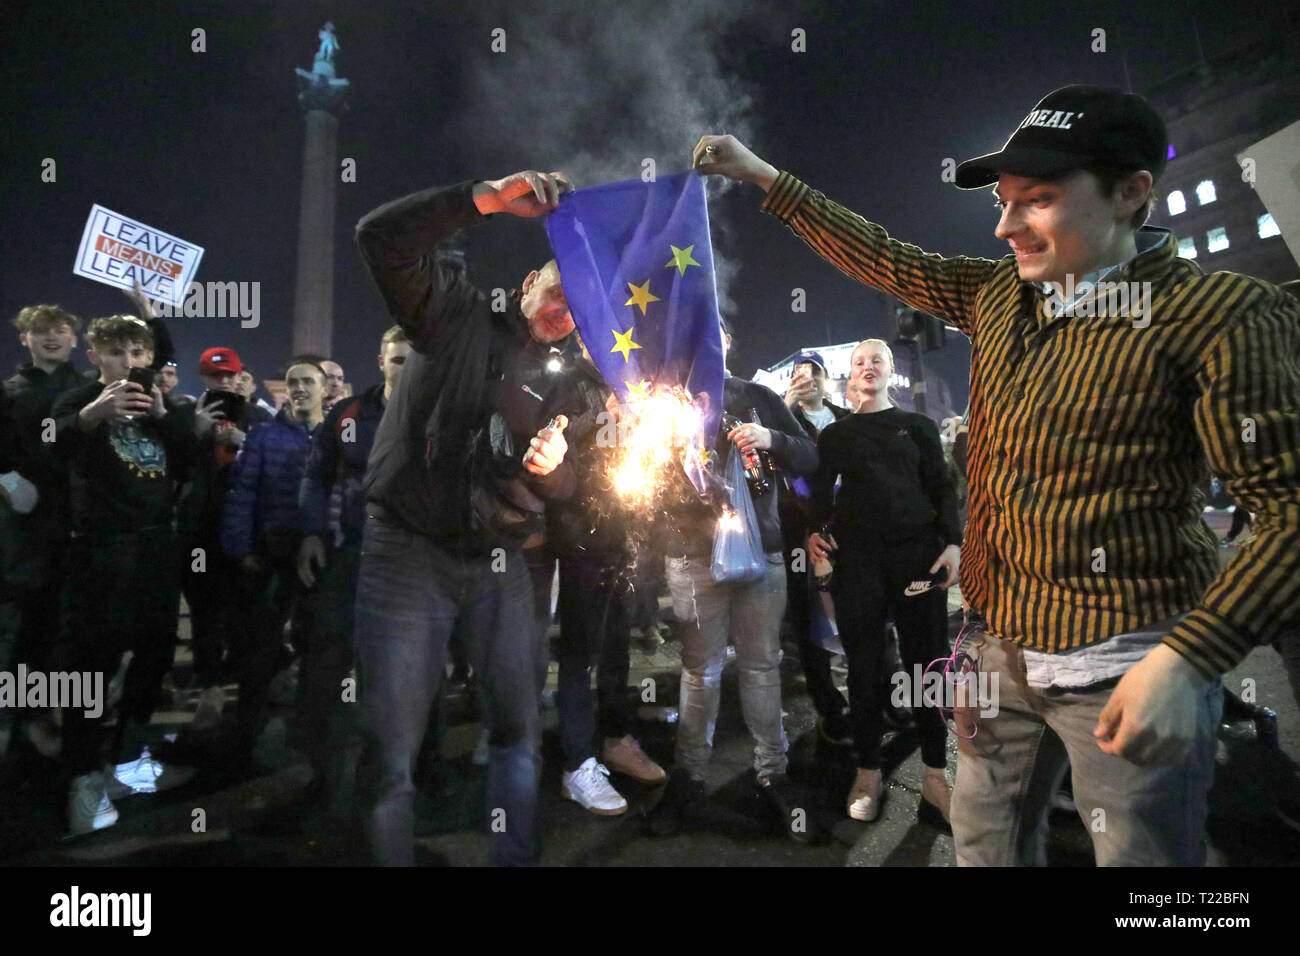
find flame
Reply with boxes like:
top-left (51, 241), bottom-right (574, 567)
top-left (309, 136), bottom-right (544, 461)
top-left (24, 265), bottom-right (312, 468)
top-left (716, 506), bottom-right (742, 531)
top-left (607, 383), bottom-right (707, 508)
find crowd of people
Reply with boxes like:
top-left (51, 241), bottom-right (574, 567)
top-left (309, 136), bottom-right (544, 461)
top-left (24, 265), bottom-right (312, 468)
top-left (0, 294), bottom-right (419, 837)
top-left (2, 82), bottom-right (1298, 867)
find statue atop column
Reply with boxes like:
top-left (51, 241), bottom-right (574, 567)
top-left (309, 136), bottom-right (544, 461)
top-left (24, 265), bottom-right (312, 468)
top-left (316, 22), bottom-right (339, 66)
top-left (296, 20), bottom-right (350, 113)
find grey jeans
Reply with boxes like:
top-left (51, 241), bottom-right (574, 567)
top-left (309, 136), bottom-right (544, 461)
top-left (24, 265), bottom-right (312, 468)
top-left (666, 553), bottom-right (789, 782)
top-left (950, 631), bottom-right (1223, 866)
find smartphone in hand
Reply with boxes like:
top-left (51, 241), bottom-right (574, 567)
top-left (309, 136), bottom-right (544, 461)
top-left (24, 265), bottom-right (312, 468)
top-left (202, 389), bottom-right (246, 421)
top-left (127, 366), bottom-right (157, 393)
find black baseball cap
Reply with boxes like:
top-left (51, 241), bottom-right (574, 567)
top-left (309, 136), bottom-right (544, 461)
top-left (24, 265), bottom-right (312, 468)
top-left (954, 85), bottom-right (1167, 190)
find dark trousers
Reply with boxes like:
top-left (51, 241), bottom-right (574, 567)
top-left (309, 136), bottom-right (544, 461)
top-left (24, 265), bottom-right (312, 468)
top-left (354, 517), bottom-right (539, 866)
top-left (555, 550), bottom-right (634, 771)
top-left (16, 580), bottom-right (63, 675)
top-left (296, 543), bottom-right (361, 778)
top-left (1, 580), bottom-right (63, 737)
top-left (524, 547), bottom-right (556, 699)
top-left (784, 556), bottom-right (849, 720)
top-left (179, 532), bottom-right (240, 687)
top-left (230, 546), bottom-right (300, 752)
top-left (60, 528), bottom-right (180, 777)
top-left (832, 536), bottom-right (949, 771)
top-left (623, 539), bottom-right (664, 630)
top-left (780, 503), bottom-right (848, 721)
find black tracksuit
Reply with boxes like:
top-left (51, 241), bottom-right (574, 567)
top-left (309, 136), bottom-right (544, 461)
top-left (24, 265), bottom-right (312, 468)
top-left (811, 407), bottom-right (961, 770)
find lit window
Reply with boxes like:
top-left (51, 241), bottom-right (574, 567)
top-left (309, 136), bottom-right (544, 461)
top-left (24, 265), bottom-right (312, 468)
top-left (1258, 213), bottom-right (1280, 239)
top-left (1166, 190), bottom-right (1186, 216)
top-left (1177, 236), bottom-right (1198, 259)
top-left (1195, 180), bottom-right (1216, 205)
top-left (1206, 227), bottom-right (1229, 253)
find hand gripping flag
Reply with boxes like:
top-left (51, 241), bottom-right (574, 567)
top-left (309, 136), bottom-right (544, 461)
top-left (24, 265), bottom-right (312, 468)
top-left (545, 171), bottom-right (725, 495)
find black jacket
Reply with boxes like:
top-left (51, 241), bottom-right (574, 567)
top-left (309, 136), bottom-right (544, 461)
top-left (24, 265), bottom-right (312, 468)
top-left (4, 362), bottom-right (95, 483)
top-left (300, 383), bottom-right (387, 547)
top-left (779, 398), bottom-right (850, 543)
top-left (356, 181), bottom-right (581, 554)
top-left (542, 351), bottom-right (630, 558)
top-left (660, 374), bottom-right (819, 556)
top-left (789, 398), bottom-right (850, 439)
top-left (172, 399), bottom-right (273, 539)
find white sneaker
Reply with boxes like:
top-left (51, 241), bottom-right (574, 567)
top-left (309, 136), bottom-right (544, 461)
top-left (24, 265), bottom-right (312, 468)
top-left (561, 757), bottom-right (628, 816)
top-left (190, 686), bottom-right (225, 731)
top-left (107, 747), bottom-right (196, 797)
top-left (67, 772), bottom-right (118, 836)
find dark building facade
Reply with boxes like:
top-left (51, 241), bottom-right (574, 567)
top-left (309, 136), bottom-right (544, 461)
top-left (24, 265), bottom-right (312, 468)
top-left (1144, 14), bottom-right (1300, 284)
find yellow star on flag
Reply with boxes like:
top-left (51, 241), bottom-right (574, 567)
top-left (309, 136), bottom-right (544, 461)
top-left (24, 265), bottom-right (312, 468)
top-left (624, 279), bottom-right (660, 316)
top-left (665, 244), bottom-right (701, 276)
top-left (624, 380), bottom-right (652, 401)
top-left (610, 327), bottom-right (643, 362)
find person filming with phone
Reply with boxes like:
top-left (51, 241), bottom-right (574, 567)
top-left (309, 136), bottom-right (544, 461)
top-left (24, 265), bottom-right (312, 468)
top-left (174, 347), bottom-right (273, 730)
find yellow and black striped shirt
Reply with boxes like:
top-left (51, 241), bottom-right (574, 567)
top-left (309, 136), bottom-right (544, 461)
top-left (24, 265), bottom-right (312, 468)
top-left (761, 171), bottom-right (1300, 678)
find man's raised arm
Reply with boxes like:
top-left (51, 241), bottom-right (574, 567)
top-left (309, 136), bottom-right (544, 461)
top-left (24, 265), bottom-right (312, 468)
top-left (355, 171), bottom-right (573, 354)
top-left (354, 183), bottom-right (489, 354)
top-left (692, 134), bottom-right (995, 335)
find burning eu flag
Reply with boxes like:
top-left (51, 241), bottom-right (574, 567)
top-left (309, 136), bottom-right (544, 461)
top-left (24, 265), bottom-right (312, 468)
top-left (545, 171), bottom-right (725, 441)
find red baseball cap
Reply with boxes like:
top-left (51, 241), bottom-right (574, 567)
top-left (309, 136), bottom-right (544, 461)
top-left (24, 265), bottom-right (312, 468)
top-left (199, 347), bottom-right (243, 376)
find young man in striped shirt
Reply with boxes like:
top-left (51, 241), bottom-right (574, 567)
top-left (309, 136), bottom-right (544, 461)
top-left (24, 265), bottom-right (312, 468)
top-left (692, 85), bottom-right (1300, 865)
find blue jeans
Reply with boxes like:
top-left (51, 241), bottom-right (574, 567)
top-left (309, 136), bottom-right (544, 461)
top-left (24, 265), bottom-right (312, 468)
top-left (354, 516), bottom-right (539, 866)
top-left (666, 552), bottom-right (789, 781)
top-left (950, 631), bottom-right (1223, 866)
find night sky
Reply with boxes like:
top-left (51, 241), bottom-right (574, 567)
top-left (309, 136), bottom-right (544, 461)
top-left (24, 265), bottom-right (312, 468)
top-left (0, 0), bottom-right (1274, 406)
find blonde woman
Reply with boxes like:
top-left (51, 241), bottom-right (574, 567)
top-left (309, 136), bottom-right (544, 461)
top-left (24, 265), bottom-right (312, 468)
top-left (808, 340), bottom-right (961, 825)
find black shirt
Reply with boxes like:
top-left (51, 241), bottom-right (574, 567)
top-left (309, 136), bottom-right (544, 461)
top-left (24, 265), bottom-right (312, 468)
top-left (811, 406), bottom-right (961, 552)
top-left (50, 379), bottom-right (195, 536)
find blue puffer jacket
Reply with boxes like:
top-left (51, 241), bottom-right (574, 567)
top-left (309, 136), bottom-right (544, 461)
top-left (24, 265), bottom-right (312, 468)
top-left (299, 383), bottom-right (386, 548)
top-left (221, 406), bottom-right (321, 560)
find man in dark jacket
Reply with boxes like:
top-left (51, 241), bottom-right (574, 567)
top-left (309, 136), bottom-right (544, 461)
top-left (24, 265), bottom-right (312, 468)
top-left (175, 346), bottom-right (273, 730)
top-left (779, 350), bottom-right (855, 746)
top-left (649, 320), bottom-right (820, 841)
top-left (4, 305), bottom-right (92, 756)
top-left (220, 360), bottom-right (324, 758)
top-left (354, 170), bottom-right (580, 867)
top-left (293, 326), bottom-right (410, 800)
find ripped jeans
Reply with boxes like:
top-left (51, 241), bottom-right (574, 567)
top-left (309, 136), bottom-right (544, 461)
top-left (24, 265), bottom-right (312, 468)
top-left (665, 553), bottom-right (789, 782)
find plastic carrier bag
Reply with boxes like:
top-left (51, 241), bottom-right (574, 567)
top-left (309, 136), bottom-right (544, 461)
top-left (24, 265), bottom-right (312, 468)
top-left (709, 444), bottom-right (766, 583)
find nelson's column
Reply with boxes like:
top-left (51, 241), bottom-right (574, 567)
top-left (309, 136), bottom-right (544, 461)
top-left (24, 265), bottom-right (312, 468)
top-left (290, 22), bottom-right (350, 365)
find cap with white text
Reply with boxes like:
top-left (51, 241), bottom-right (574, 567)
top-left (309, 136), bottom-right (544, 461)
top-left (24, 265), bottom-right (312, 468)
top-left (954, 85), bottom-right (1167, 190)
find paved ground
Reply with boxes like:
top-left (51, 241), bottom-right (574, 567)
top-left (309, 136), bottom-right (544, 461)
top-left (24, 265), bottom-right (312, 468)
top-left (2, 509), bottom-right (1297, 866)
